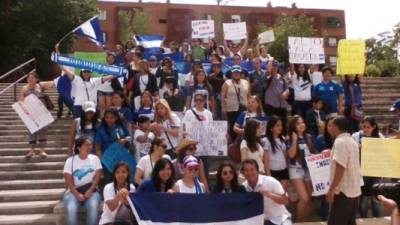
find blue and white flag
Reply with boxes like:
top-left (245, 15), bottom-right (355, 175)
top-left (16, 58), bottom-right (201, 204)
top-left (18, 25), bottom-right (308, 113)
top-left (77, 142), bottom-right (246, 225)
top-left (73, 16), bottom-right (105, 47)
top-left (128, 193), bottom-right (265, 225)
top-left (134, 35), bottom-right (164, 54)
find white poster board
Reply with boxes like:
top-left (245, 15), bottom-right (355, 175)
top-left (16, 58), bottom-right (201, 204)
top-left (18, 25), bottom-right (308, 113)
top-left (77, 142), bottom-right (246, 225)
top-left (12, 94), bottom-right (54, 134)
top-left (258, 30), bottom-right (275, 44)
top-left (305, 151), bottom-right (331, 196)
top-left (185, 121), bottom-right (227, 156)
top-left (223, 22), bottom-right (247, 40)
top-left (192, 20), bottom-right (215, 39)
top-left (288, 37), bottom-right (325, 64)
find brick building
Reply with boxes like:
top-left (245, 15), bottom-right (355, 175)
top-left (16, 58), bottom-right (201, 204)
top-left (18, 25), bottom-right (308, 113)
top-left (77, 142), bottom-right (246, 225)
top-left (77, 1), bottom-right (345, 66)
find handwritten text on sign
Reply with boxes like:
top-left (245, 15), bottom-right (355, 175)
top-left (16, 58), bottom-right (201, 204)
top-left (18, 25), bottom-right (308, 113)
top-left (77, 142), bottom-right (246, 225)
top-left (12, 94), bottom-right (54, 134)
top-left (336, 39), bottom-right (366, 75)
top-left (305, 151), bottom-right (331, 196)
top-left (223, 22), bottom-right (247, 40)
top-left (288, 37), bottom-right (325, 64)
top-left (185, 121), bottom-right (227, 156)
top-left (192, 20), bottom-right (215, 39)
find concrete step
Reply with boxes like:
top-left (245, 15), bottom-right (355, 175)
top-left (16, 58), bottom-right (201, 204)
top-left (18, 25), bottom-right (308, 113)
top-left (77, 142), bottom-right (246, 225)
top-left (0, 162), bottom-right (64, 172)
top-left (0, 179), bottom-right (65, 190)
top-left (0, 141), bottom-right (69, 149)
top-left (0, 170), bottom-right (63, 180)
top-left (0, 129), bottom-right (69, 136)
top-left (0, 200), bottom-right (59, 215)
top-left (0, 147), bottom-right (68, 157)
top-left (0, 188), bottom-right (65, 202)
top-left (0, 213), bottom-right (57, 225)
top-left (0, 119), bottom-right (69, 126)
top-left (0, 154), bottom-right (67, 163)
top-left (0, 124), bottom-right (70, 131)
top-left (0, 135), bottom-right (69, 142)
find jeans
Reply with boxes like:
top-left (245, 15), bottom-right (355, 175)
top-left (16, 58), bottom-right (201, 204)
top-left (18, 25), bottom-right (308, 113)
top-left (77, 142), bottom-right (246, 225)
top-left (63, 191), bottom-right (101, 225)
top-left (359, 196), bottom-right (380, 218)
top-left (57, 95), bottom-right (74, 117)
top-left (264, 218), bottom-right (292, 225)
top-left (73, 105), bottom-right (83, 118)
top-left (293, 100), bottom-right (312, 119)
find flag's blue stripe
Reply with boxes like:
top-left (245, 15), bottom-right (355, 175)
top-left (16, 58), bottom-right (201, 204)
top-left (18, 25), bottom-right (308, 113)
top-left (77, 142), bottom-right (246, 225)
top-left (130, 192), bottom-right (264, 223)
top-left (74, 17), bottom-right (104, 46)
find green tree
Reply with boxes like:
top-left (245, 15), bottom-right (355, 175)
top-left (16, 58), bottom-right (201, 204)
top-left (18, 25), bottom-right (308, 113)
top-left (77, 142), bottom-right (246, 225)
top-left (365, 64), bottom-right (381, 76)
top-left (118, 8), bottom-right (151, 44)
top-left (267, 14), bottom-right (316, 65)
top-left (0, 0), bottom-right (97, 77)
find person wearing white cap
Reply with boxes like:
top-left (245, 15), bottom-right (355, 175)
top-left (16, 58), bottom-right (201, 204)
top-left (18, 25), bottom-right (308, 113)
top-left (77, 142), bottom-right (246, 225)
top-left (172, 155), bottom-right (205, 194)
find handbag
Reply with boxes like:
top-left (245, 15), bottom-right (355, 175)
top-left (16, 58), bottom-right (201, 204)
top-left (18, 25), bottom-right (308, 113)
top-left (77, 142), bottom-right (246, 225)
top-left (227, 138), bottom-right (242, 163)
top-left (76, 182), bottom-right (93, 194)
top-left (41, 95), bottom-right (54, 110)
top-left (232, 81), bottom-right (246, 113)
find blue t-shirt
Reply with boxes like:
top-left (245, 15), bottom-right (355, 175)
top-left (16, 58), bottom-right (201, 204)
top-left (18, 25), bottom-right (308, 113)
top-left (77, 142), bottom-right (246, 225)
top-left (343, 81), bottom-right (362, 108)
top-left (137, 179), bottom-right (158, 193)
top-left (119, 106), bottom-right (134, 124)
top-left (94, 124), bottom-right (131, 152)
top-left (315, 135), bottom-right (328, 153)
top-left (313, 81), bottom-right (343, 114)
top-left (288, 137), bottom-right (311, 169)
top-left (133, 107), bottom-right (155, 123)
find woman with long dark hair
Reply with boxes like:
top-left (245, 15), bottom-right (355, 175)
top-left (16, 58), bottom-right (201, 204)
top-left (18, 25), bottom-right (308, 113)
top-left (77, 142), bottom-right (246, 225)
top-left (132, 91), bottom-right (155, 123)
top-left (186, 69), bottom-right (215, 113)
top-left (212, 161), bottom-right (245, 193)
top-left (111, 91), bottom-right (133, 126)
top-left (132, 60), bottom-right (158, 110)
top-left (240, 120), bottom-right (270, 175)
top-left (352, 116), bottom-right (383, 218)
top-left (263, 115), bottom-right (289, 190)
top-left (287, 115), bottom-right (316, 222)
top-left (99, 162), bottom-right (136, 225)
top-left (342, 75), bottom-right (363, 133)
top-left (138, 158), bottom-right (176, 192)
top-left (291, 64), bottom-right (313, 119)
top-left (163, 76), bottom-right (185, 112)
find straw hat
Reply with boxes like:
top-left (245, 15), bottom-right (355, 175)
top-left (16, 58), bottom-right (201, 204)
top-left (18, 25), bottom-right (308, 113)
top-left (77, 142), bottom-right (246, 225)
top-left (175, 138), bottom-right (198, 154)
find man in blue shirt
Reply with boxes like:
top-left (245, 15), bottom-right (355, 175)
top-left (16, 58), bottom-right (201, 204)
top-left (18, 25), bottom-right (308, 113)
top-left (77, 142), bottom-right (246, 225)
top-left (313, 67), bottom-right (344, 116)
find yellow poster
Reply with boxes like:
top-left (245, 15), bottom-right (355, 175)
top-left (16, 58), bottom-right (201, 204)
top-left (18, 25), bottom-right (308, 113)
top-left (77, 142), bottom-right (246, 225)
top-left (336, 39), bottom-right (366, 75)
top-left (361, 138), bottom-right (400, 178)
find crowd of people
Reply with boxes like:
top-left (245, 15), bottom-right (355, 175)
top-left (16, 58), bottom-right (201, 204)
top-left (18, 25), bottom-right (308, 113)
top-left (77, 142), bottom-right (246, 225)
top-left (18, 38), bottom-right (400, 225)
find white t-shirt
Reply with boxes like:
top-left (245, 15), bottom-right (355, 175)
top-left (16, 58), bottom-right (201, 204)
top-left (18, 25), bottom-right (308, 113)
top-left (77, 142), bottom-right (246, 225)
top-left (243, 175), bottom-right (291, 224)
top-left (98, 80), bottom-right (113, 93)
top-left (182, 108), bottom-right (213, 125)
top-left (262, 137), bottom-right (287, 171)
top-left (63, 154), bottom-right (102, 188)
top-left (99, 182), bottom-right (136, 225)
top-left (134, 129), bottom-right (155, 159)
top-left (71, 76), bottom-right (103, 106)
top-left (136, 154), bottom-right (171, 180)
top-left (311, 71), bottom-right (323, 86)
top-left (160, 113), bottom-right (181, 150)
top-left (351, 131), bottom-right (384, 144)
top-left (240, 140), bottom-right (265, 174)
top-left (176, 179), bottom-right (205, 194)
top-left (291, 74), bottom-right (312, 101)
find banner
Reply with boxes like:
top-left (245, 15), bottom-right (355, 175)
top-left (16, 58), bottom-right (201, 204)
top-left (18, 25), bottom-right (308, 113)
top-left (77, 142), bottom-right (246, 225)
top-left (192, 20), bottom-right (215, 39)
top-left (102, 142), bottom-right (137, 176)
top-left (12, 95), bottom-right (54, 134)
top-left (305, 151), bottom-right (331, 196)
top-left (336, 39), bottom-right (366, 75)
top-left (258, 30), bottom-right (275, 44)
top-left (128, 193), bottom-right (264, 225)
top-left (51, 53), bottom-right (128, 77)
top-left (73, 51), bottom-right (106, 76)
top-left (185, 121), bottom-right (228, 156)
top-left (361, 138), bottom-right (400, 178)
top-left (223, 22), bottom-right (247, 40)
top-left (288, 37), bottom-right (325, 64)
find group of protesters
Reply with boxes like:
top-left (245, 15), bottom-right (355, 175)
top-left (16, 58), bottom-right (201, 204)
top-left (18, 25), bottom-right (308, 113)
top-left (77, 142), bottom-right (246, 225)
top-left (18, 36), bottom-right (400, 225)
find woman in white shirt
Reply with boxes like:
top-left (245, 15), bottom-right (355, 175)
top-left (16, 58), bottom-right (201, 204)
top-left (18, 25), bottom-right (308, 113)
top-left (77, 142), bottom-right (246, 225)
top-left (291, 64), bottom-right (313, 119)
top-left (240, 120), bottom-right (270, 175)
top-left (98, 53), bottom-right (121, 117)
top-left (99, 162), bottom-right (136, 225)
top-left (172, 155), bottom-right (205, 194)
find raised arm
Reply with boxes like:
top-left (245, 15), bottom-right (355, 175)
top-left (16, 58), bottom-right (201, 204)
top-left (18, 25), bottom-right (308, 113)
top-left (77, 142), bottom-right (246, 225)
top-left (223, 39), bottom-right (231, 56)
top-left (239, 37), bottom-right (249, 57)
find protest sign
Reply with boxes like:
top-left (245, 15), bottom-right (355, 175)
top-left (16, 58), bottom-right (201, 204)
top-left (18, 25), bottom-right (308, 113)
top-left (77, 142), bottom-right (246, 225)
top-left (305, 151), bottom-right (331, 196)
top-left (192, 20), bottom-right (215, 39)
top-left (185, 121), bottom-right (227, 156)
top-left (102, 142), bottom-right (137, 177)
top-left (51, 53), bottom-right (128, 77)
top-left (258, 30), bottom-right (275, 44)
top-left (336, 39), bottom-right (366, 75)
top-left (223, 22), bottom-right (247, 40)
top-left (361, 138), bottom-right (400, 178)
top-left (12, 94), bottom-right (54, 134)
top-left (288, 37), bottom-right (325, 64)
top-left (73, 51), bottom-right (106, 77)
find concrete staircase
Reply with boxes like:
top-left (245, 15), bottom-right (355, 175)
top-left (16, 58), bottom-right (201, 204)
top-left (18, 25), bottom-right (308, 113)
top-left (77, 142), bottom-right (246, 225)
top-left (0, 83), bottom-right (69, 225)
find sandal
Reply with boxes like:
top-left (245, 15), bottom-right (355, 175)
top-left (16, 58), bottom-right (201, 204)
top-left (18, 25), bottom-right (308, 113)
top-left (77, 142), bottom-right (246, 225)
top-left (39, 151), bottom-right (48, 158)
top-left (25, 151), bottom-right (35, 159)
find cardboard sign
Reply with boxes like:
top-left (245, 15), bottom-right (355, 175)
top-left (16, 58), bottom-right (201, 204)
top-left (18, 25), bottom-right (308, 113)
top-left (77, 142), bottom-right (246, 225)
top-left (223, 22), bottom-right (247, 40)
top-left (336, 39), bottom-right (366, 75)
top-left (12, 94), bottom-right (54, 134)
top-left (185, 121), bottom-right (228, 156)
top-left (192, 20), bottom-right (215, 39)
top-left (361, 138), bottom-right (400, 178)
top-left (288, 37), bottom-right (325, 64)
top-left (258, 30), bottom-right (275, 44)
top-left (305, 151), bottom-right (331, 196)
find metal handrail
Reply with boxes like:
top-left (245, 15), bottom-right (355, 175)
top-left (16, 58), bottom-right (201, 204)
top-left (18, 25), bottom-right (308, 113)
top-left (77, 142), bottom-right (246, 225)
top-left (0, 71), bottom-right (32, 96)
top-left (0, 58), bottom-right (35, 81)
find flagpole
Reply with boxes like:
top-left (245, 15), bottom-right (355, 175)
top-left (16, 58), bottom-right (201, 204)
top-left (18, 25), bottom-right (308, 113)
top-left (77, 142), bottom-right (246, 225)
top-left (56, 15), bottom-right (99, 45)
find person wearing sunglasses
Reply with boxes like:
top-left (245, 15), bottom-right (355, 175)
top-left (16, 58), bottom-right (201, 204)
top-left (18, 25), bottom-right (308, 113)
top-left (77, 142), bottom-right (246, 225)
top-left (172, 155), bottom-right (205, 194)
top-left (212, 161), bottom-right (246, 193)
top-left (134, 138), bottom-right (171, 186)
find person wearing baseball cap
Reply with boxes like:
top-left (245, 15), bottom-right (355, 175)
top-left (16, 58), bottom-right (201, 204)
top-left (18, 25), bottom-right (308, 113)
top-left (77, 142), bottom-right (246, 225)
top-left (225, 54), bottom-right (249, 79)
top-left (172, 155), bottom-right (205, 194)
top-left (388, 99), bottom-right (400, 137)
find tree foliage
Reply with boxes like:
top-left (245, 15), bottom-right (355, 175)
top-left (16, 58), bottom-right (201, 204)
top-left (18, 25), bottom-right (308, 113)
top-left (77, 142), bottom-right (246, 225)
top-left (365, 64), bottom-right (381, 77)
top-left (0, 0), bottom-right (97, 77)
top-left (118, 8), bottom-right (151, 44)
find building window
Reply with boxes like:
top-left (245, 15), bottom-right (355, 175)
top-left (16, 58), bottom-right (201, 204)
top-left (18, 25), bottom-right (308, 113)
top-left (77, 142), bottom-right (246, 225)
top-left (231, 15), bottom-right (241, 23)
top-left (329, 56), bottom-right (337, 66)
top-left (102, 32), bottom-right (107, 42)
top-left (328, 37), bottom-right (337, 47)
top-left (99, 10), bottom-right (107, 20)
top-left (326, 17), bottom-right (341, 28)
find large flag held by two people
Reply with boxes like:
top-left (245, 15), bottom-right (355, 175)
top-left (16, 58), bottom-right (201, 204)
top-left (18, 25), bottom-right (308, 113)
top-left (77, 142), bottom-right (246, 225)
top-left (128, 192), bottom-right (265, 225)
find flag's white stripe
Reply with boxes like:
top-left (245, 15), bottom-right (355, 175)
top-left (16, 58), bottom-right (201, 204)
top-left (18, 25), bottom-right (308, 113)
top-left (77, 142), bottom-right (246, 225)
top-left (80, 21), bottom-right (97, 40)
top-left (135, 39), bottom-right (163, 48)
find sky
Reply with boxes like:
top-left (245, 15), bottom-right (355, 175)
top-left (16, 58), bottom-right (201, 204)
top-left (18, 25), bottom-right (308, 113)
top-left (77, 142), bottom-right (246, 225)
top-left (102, 0), bottom-right (400, 39)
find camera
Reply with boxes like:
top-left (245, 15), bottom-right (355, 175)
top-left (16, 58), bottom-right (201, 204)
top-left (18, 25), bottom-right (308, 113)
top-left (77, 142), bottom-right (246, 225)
top-left (372, 182), bottom-right (400, 207)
